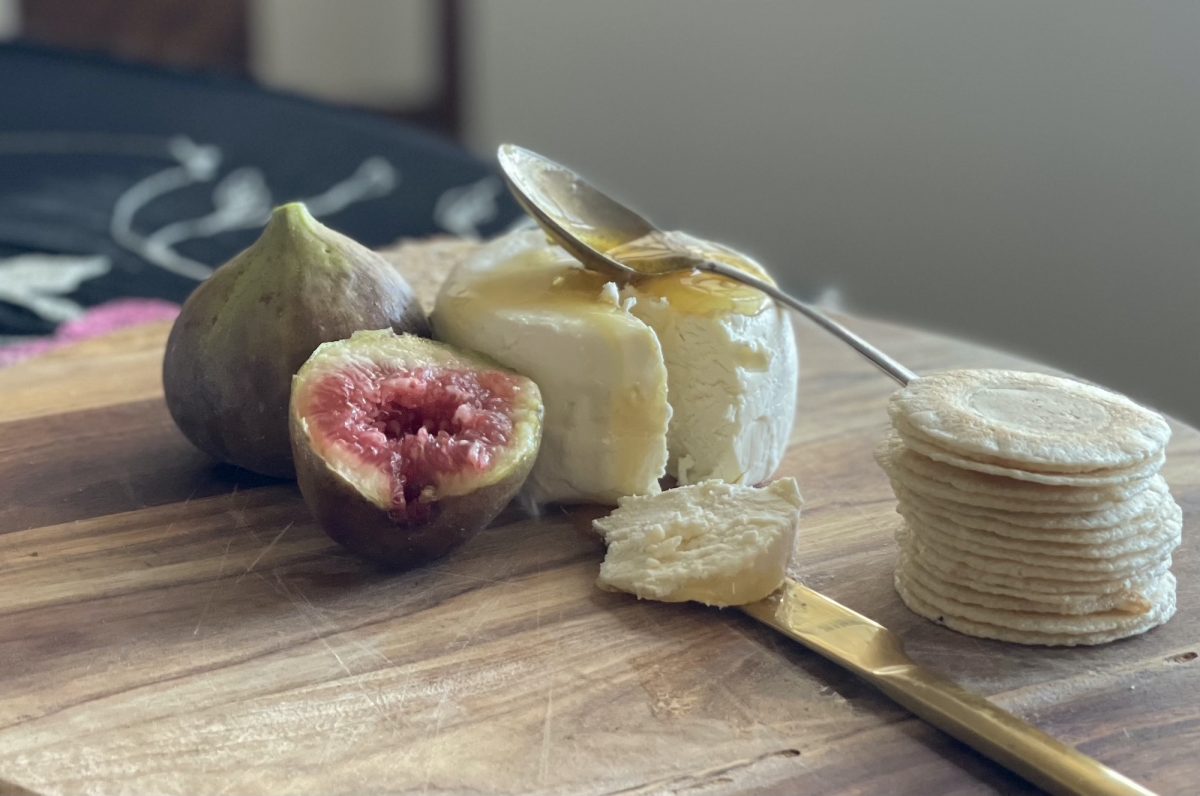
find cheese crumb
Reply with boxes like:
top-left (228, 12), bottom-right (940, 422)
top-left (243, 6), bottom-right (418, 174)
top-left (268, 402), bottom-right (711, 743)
top-left (598, 281), bottom-right (621, 307)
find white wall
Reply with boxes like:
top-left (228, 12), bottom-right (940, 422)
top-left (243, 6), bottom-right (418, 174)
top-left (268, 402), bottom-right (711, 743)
top-left (250, 0), bottom-right (438, 108)
top-left (0, 0), bottom-right (18, 39)
top-left (464, 1), bottom-right (1200, 426)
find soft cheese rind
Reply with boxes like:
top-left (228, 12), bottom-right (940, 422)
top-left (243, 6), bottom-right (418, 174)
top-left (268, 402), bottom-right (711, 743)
top-left (624, 277), bottom-right (797, 486)
top-left (432, 231), bottom-right (671, 505)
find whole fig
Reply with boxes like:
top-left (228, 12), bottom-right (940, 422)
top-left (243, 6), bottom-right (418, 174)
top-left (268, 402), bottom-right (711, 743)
top-left (163, 203), bottom-right (429, 477)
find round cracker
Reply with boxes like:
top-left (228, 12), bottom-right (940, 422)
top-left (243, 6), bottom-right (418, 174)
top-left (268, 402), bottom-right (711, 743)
top-left (896, 523), bottom-right (1172, 591)
top-left (889, 369), bottom-right (1171, 472)
top-left (896, 523), bottom-right (1172, 597)
top-left (901, 506), bottom-right (1179, 573)
top-left (876, 433), bottom-right (1145, 513)
top-left (911, 539), bottom-right (1173, 599)
top-left (895, 425), bottom-right (1165, 486)
top-left (903, 520), bottom-right (1171, 579)
top-left (898, 551), bottom-right (1159, 615)
top-left (876, 431), bottom-right (1149, 505)
top-left (894, 567), bottom-right (1176, 646)
top-left (898, 501), bottom-right (1181, 558)
top-left (891, 479), bottom-right (1173, 538)
top-left (895, 476), bottom-right (1169, 529)
top-left (890, 467), bottom-right (1122, 514)
top-left (894, 486), bottom-right (1177, 546)
top-left (897, 552), bottom-right (1166, 619)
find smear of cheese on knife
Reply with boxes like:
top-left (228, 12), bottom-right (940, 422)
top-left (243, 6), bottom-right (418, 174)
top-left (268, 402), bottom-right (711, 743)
top-left (595, 478), bottom-right (803, 607)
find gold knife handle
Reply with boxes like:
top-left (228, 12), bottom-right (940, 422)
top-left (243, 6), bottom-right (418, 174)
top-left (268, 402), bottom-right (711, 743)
top-left (866, 664), bottom-right (1156, 796)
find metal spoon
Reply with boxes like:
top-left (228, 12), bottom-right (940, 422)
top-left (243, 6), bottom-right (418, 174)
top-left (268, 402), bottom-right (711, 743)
top-left (496, 143), bottom-right (916, 386)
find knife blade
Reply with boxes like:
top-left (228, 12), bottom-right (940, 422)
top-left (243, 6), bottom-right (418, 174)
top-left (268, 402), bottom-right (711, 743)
top-left (740, 579), bottom-right (1156, 796)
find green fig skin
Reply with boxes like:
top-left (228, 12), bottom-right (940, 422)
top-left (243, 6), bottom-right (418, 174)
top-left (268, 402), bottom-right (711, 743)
top-left (162, 203), bottom-right (429, 478)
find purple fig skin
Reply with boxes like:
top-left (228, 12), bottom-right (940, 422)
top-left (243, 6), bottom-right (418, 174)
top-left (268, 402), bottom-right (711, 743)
top-left (162, 203), bottom-right (429, 478)
top-left (291, 414), bottom-right (537, 568)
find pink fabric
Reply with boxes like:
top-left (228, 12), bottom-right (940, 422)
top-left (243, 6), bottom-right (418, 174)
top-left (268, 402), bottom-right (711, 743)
top-left (0, 299), bottom-right (180, 368)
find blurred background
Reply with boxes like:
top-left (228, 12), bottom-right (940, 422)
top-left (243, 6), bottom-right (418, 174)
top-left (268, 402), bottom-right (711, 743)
top-left (2, 1), bottom-right (1197, 425)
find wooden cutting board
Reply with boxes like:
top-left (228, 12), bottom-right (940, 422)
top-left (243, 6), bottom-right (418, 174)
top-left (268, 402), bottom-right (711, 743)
top-left (1, 316), bottom-right (1197, 796)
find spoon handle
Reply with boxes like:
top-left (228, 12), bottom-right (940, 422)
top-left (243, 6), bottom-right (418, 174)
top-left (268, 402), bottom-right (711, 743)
top-left (702, 260), bottom-right (917, 386)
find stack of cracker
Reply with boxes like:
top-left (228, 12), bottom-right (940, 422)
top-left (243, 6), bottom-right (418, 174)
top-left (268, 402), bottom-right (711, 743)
top-left (877, 369), bottom-right (1180, 646)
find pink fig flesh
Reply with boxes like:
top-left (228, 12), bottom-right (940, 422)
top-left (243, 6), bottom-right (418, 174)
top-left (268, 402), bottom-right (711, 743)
top-left (290, 330), bottom-right (543, 568)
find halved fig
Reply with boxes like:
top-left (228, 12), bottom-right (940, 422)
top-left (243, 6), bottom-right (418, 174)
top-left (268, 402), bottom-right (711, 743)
top-left (289, 330), bottom-right (543, 568)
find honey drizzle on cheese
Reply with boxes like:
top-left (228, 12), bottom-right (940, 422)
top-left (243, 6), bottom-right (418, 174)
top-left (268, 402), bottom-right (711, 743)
top-left (609, 231), bottom-right (772, 316)
top-left (461, 232), bottom-right (773, 319)
top-left (448, 246), bottom-right (612, 319)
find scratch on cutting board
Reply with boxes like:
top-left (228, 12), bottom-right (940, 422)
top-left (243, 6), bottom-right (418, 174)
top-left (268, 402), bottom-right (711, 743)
top-left (267, 581), bottom-right (408, 766)
top-left (265, 571), bottom-right (404, 747)
top-left (604, 747), bottom-right (808, 795)
top-left (289, 576), bottom-right (396, 669)
top-left (419, 684), bottom-right (455, 796)
top-left (193, 537), bottom-right (235, 636)
top-left (415, 592), bottom-right (511, 796)
top-left (345, 635), bottom-right (396, 670)
top-left (538, 687), bottom-right (554, 784)
top-left (716, 674), bottom-right (766, 729)
top-left (388, 660), bottom-right (528, 706)
top-left (995, 655), bottom-right (1170, 713)
top-left (538, 601), bottom-right (567, 784)
top-left (235, 522), bottom-right (292, 582)
top-left (336, 630), bottom-right (397, 671)
top-left (233, 487), bottom-right (260, 536)
top-left (448, 589), bottom-right (499, 652)
top-left (268, 570), bottom-right (352, 678)
top-left (423, 565), bottom-right (506, 587)
top-left (361, 688), bottom-right (406, 736)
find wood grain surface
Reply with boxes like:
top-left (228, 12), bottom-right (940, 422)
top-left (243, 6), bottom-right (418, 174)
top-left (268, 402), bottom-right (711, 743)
top-left (0, 315), bottom-right (1196, 796)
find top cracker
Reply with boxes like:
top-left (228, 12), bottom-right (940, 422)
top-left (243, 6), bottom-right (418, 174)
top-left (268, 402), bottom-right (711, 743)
top-left (888, 369), bottom-right (1171, 473)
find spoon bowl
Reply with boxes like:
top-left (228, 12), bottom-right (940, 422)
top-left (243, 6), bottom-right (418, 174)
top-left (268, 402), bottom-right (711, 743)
top-left (497, 144), bottom-right (656, 280)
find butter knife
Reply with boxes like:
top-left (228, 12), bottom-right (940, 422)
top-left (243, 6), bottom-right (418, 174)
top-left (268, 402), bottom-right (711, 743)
top-left (740, 579), bottom-right (1156, 796)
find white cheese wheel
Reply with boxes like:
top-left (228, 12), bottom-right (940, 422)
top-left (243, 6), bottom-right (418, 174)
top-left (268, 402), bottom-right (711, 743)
top-left (432, 229), bottom-right (799, 505)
